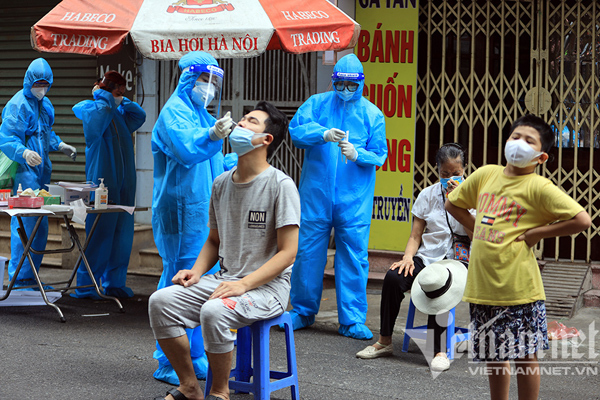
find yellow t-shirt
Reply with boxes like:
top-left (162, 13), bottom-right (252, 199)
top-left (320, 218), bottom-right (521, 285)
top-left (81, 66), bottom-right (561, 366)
top-left (448, 165), bottom-right (584, 306)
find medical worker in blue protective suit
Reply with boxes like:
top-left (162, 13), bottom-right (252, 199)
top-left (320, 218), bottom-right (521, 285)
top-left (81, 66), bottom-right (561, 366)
top-left (287, 54), bottom-right (388, 340)
top-left (0, 58), bottom-right (77, 289)
top-left (71, 70), bottom-right (146, 299)
top-left (151, 51), bottom-right (237, 385)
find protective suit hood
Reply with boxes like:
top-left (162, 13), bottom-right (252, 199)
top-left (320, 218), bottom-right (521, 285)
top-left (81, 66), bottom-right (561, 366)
top-left (178, 51), bottom-right (219, 99)
top-left (23, 58), bottom-right (53, 100)
top-left (332, 54), bottom-right (364, 102)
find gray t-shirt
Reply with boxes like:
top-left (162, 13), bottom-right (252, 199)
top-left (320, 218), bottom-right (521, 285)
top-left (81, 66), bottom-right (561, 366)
top-left (209, 165), bottom-right (301, 308)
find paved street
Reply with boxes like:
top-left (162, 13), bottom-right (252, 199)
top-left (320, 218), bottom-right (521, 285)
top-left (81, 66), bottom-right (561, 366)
top-left (1, 268), bottom-right (599, 400)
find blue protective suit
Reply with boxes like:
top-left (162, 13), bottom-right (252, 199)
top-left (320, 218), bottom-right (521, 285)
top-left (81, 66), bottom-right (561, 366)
top-left (151, 51), bottom-right (236, 385)
top-left (71, 89), bottom-right (146, 299)
top-left (0, 58), bottom-right (62, 287)
top-left (288, 54), bottom-right (388, 339)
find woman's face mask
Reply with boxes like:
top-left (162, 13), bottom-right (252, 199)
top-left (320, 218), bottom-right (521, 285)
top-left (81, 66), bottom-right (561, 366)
top-left (31, 87), bottom-right (48, 101)
top-left (192, 82), bottom-right (215, 106)
top-left (229, 126), bottom-right (267, 157)
top-left (504, 139), bottom-right (543, 168)
top-left (441, 175), bottom-right (464, 191)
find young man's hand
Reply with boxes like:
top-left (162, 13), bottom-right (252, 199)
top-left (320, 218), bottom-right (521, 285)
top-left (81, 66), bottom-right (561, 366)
top-left (172, 269), bottom-right (201, 287)
top-left (209, 280), bottom-right (248, 299)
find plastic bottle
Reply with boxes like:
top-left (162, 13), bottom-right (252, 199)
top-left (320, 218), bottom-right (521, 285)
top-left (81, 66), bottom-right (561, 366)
top-left (94, 178), bottom-right (108, 209)
top-left (16, 183), bottom-right (23, 196)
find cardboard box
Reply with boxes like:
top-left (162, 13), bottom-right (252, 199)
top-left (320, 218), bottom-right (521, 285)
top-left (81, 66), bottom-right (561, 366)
top-left (55, 182), bottom-right (95, 206)
top-left (8, 196), bottom-right (44, 208)
top-left (47, 184), bottom-right (65, 202)
top-left (42, 195), bottom-right (61, 205)
top-left (63, 189), bottom-right (90, 205)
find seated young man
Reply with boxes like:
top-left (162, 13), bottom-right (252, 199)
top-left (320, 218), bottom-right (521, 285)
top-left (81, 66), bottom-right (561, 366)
top-left (149, 101), bottom-right (300, 400)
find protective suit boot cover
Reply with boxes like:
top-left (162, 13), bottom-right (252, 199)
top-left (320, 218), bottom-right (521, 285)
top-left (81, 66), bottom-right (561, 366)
top-left (338, 323), bottom-right (374, 340)
top-left (283, 309), bottom-right (316, 331)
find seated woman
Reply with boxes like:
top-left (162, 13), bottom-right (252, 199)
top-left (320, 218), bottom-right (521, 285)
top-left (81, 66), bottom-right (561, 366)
top-left (356, 143), bottom-right (470, 372)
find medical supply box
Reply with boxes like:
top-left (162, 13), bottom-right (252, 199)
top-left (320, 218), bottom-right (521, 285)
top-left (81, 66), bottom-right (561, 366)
top-left (42, 195), bottom-right (61, 205)
top-left (49, 182), bottom-right (94, 205)
top-left (8, 196), bottom-right (44, 208)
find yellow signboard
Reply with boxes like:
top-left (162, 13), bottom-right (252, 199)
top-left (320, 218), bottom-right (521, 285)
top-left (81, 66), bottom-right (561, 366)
top-left (355, 0), bottom-right (419, 251)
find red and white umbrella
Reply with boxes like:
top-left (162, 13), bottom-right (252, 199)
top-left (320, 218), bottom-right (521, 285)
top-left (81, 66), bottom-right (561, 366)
top-left (31, 0), bottom-right (360, 59)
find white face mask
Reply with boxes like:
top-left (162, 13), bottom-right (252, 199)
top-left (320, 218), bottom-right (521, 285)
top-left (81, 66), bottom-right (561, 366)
top-left (114, 96), bottom-right (123, 106)
top-left (31, 87), bottom-right (48, 101)
top-left (192, 82), bottom-right (215, 106)
top-left (504, 139), bottom-right (543, 168)
top-left (336, 88), bottom-right (354, 102)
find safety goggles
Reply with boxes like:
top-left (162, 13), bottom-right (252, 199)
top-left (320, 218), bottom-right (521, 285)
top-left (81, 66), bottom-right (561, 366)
top-left (32, 81), bottom-right (50, 88)
top-left (333, 81), bottom-right (360, 92)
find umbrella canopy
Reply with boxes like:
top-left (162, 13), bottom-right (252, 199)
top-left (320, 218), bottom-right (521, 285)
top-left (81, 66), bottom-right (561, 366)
top-left (31, 0), bottom-right (360, 59)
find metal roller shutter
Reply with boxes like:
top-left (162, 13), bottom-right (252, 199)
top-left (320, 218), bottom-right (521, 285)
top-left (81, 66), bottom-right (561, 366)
top-left (0, 1), bottom-right (97, 183)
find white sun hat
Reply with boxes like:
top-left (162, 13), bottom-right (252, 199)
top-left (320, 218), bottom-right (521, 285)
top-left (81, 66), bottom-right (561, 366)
top-left (410, 259), bottom-right (468, 315)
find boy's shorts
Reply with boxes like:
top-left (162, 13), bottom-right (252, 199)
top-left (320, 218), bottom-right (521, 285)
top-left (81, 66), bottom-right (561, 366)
top-left (469, 300), bottom-right (549, 362)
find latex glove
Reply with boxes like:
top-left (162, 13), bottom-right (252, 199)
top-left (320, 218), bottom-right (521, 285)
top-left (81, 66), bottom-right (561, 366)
top-left (209, 111), bottom-right (234, 141)
top-left (338, 141), bottom-right (358, 162)
top-left (323, 128), bottom-right (346, 143)
top-left (23, 149), bottom-right (42, 167)
top-left (59, 142), bottom-right (77, 161)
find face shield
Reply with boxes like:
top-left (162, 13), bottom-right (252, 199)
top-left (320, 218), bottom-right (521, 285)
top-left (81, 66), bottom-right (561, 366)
top-left (331, 71), bottom-right (364, 101)
top-left (187, 64), bottom-right (224, 118)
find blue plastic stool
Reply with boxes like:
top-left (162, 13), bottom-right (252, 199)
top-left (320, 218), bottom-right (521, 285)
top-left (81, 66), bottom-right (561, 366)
top-left (401, 298), bottom-right (469, 360)
top-left (204, 311), bottom-right (300, 400)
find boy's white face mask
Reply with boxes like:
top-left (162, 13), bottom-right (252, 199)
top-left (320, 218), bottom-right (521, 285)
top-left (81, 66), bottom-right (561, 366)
top-left (31, 87), bottom-right (48, 101)
top-left (504, 139), bottom-right (543, 168)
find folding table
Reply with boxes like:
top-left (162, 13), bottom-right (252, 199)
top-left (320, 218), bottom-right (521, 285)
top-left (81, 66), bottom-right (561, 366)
top-left (0, 206), bottom-right (146, 322)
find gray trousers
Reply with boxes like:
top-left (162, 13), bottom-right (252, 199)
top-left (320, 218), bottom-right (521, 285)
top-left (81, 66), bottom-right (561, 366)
top-left (148, 274), bottom-right (284, 354)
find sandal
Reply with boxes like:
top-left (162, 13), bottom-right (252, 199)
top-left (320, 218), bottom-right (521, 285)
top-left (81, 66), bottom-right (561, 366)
top-left (154, 388), bottom-right (189, 400)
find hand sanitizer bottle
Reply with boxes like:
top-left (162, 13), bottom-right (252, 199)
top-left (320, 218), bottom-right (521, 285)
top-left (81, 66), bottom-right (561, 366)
top-left (16, 183), bottom-right (23, 196)
top-left (94, 178), bottom-right (108, 209)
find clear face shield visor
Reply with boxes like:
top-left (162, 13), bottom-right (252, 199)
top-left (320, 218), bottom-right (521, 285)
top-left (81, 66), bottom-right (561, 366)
top-left (187, 64), bottom-right (224, 118)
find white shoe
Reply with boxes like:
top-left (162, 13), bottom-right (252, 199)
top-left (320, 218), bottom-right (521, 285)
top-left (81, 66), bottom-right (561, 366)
top-left (430, 354), bottom-right (450, 371)
top-left (356, 342), bottom-right (393, 359)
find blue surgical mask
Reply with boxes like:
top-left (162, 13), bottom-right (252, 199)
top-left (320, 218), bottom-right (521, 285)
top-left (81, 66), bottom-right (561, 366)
top-left (336, 88), bottom-right (354, 102)
top-left (441, 175), bottom-right (464, 191)
top-left (229, 126), bottom-right (267, 157)
top-left (192, 82), bottom-right (215, 106)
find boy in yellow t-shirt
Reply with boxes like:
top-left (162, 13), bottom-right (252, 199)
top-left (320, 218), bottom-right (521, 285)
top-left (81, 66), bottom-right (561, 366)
top-left (446, 115), bottom-right (591, 400)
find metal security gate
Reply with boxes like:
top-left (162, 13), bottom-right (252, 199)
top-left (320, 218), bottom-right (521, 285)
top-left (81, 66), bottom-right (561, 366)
top-left (158, 52), bottom-right (315, 184)
top-left (415, 0), bottom-right (600, 261)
